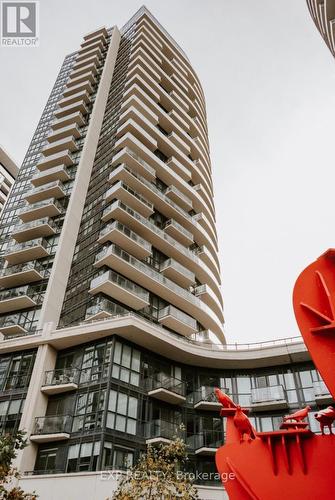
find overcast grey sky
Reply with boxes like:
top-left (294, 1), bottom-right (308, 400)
top-left (1, 0), bottom-right (334, 343)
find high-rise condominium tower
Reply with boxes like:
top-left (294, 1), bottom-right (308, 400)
top-left (0, 7), bottom-right (330, 500)
top-left (0, 147), bottom-right (18, 214)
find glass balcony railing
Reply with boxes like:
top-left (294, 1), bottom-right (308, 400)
top-left (0, 285), bottom-right (41, 303)
top-left (85, 296), bottom-right (129, 321)
top-left (99, 221), bottom-right (151, 252)
top-left (251, 385), bottom-right (286, 404)
top-left (158, 305), bottom-right (197, 330)
top-left (0, 261), bottom-right (47, 280)
top-left (192, 386), bottom-right (225, 405)
top-left (117, 146), bottom-right (156, 177)
top-left (145, 376), bottom-right (186, 397)
top-left (43, 368), bottom-right (79, 387)
top-left (4, 238), bottom-right (48, 256)
top-left (31, 165), bottom-right (70, 182)
top-left (144, 419), bottom-right (184, 441)
top-left (105, 181), bottom-right (154, 211)
top-left (313, 381), bottom-right (331, 398)
top-left (164, 185), bottom-right (192, 208)
top-left (24, 180), bottom-right (65, 199)
top-left (90, 268), bottom-right (150, 304)
top-left (32, 415), bottom-right (72, 435)
top-left (18, 198), bottom-right (63, 216)
top-left (160, 258), bottom-right (195, 283)
top-left (186, 431), bottom-right (222, 451)
top-left (13, 217), bottom-right (58, 234)
top-left (164, 219), bottom-right (193, 241)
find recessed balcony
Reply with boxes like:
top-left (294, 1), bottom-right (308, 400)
top-left (103, 181), bottom-right (154, 219)
top-left (42, 137), bottom-right (79, 157)
top-left (12, 218), bottom-right (57, 243)
top-left (36, 151), bottom-right (75, 172)
top-left (98, 221), bottom-right (152, 259)
top-left (4, 238), bottom-right (50, 265)
top-left (62, 80), bottom-right (94, 99)
top-left (145, 377), bottom-right (186, 405)
top-left (187, 432), bottom-right (221, 456)
top-left (18, 198), bottom-right (63, 223)
top-left (24, 180), bottom-right (66, 204)
top-left (31, 165), bottom-right (71, 187)
top-left (57, 90), bottom-right (91, 109)
top-left (314, 381), bottom-right (333, 404)
top-left (251, 385), bottom-right (288, 411)
top-left (85, 296), bottom-right (128, 322)
top-left (111, 146), bottom-right (156, 182)
top-left (89, 268), bottom-right (150, 310)
top-left (158, 305), bottom-right (197, 337)
top-left (160, 258), bottom-right (195, 288)
top-left (164, 219), bottom-right (194, 246)
top-left (0, 262), bottom-right (46, 288)
top-left (51, 111), bottom-right (86, 130)
top-left (41, 368), bottom-right (80, 395)
top-left (54, 101), bottom-right (89, 120)
top-left (193, 386), bottom-right (222, 411)
top-left (0, 314), bottom-right (28, 337)
top-left (164, 185), bottom-right (192, 211)
top-left (0, 286), bottom-right (40, 314)
top-left (144, 419), bottom-right (184, 445)
top-left (30, 415), bottom-right (72, 443)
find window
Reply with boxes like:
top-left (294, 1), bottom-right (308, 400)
top-left (67, 441), bottom-right (100, 472)
top-left (72, 389), bottom-right (106, 433)
top-left (112, 342), bottom-right (141, 386)
top-left (102, 442), bottom-right (134, 470)
top-left (80, 342), bottom-right (112, 384)
top-left (35, 448), bottom-right (58, 473)
top-left (107, 390), bottom-right (138, 435)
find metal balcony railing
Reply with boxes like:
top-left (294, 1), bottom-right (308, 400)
top-left (145, 376), bottom-right (186, 397)
top-left (43, 368), bottom-right (80, 387)
top-left (32, 415), bottom-right (72, 435)
top-left (251, 385), bottom-right (286, 404)
top-left (192, 386), bottom-right (226, 405)
top-left (187, 430), bottom-right (223, 451)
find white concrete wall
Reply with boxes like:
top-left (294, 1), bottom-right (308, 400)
top-left (19, 472), bottom-right (228, 500)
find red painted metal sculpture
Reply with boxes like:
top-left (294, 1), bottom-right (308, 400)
top-left (215, 250), bottom-right (335, 499)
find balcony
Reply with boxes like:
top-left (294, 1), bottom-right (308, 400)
top-left (0, 262), bottom-right (46, 288)
top-left (111, 146), bottom-right (156, 181)
top-left (164, 219), bottom-right (194, 246)
top-left (144, 419), bottom-right (184, 445)
top-left (42, 137), bottom-right (78, 157)
top-left (158, 305), bottom-right (197, 337)
top-left (192, 386), bottom-right (222, 411)
top-left (165, 156), bottom-right (191, 182)
top-left (31, 165), bottom-right (71, 187)
top-left (0, 314), bottom-right (28, 337)
top-left (47, 123), bottom-right (82, 143)
top-left (69, 62), bottom-right (98, 81)
top-left (98, 221), bottom-right (152, 259)
top-left (4, 238), bottom-right (50, 265)
top-left (12, 218), bottom-right (57, 243)
top-left (51, 111), bottom-right (86, 130)
top-left (0, 286), bottom-right (41, 314)
top-left (79, 37), bottom-right (106, 54)
top-left (54, 100), bottom-right (89, 120)
top-left (36, 151), bottom-right (75, 172)
top-left (314, 381), bottom-right (333, 404)
top-left (24, 180), bottom-right (66, 204)
top-left (41, 368), bottom-right (79, 395)
top-left (104, 181), bottom-right (154, 218)
top-left (72, 55), bottom-right (101, 73)
top-left (251, 385), bottom-right (288, 411)
top-left (89, 268), bottom-right (150, 310)
top-left (66, 71), bottom-right (97, 89)
top-left (62, 80), bottom-right (94, 99)
top-left (85, 296), bottom-right (128, 322)
top-left (145, 376), bottom-right (186, 405)
top-left (18, 198), bottom-right (63, 223)
top-left (160, 258), bottom-right (195, 288)
top-left (57, 90), bottom-right (92, 109)
top-left (30, 415), bottom-right (72, 443)
top-left (194, 284), bottom-right (223, 320)
top-left (164, 185), bottom-right (192, 211)
top-left (187, 431), bottom-right (222, 455)
top-left (76, 46), bottom-right (102, 63)
top-left (82, 27), bottom-right (107, 45)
